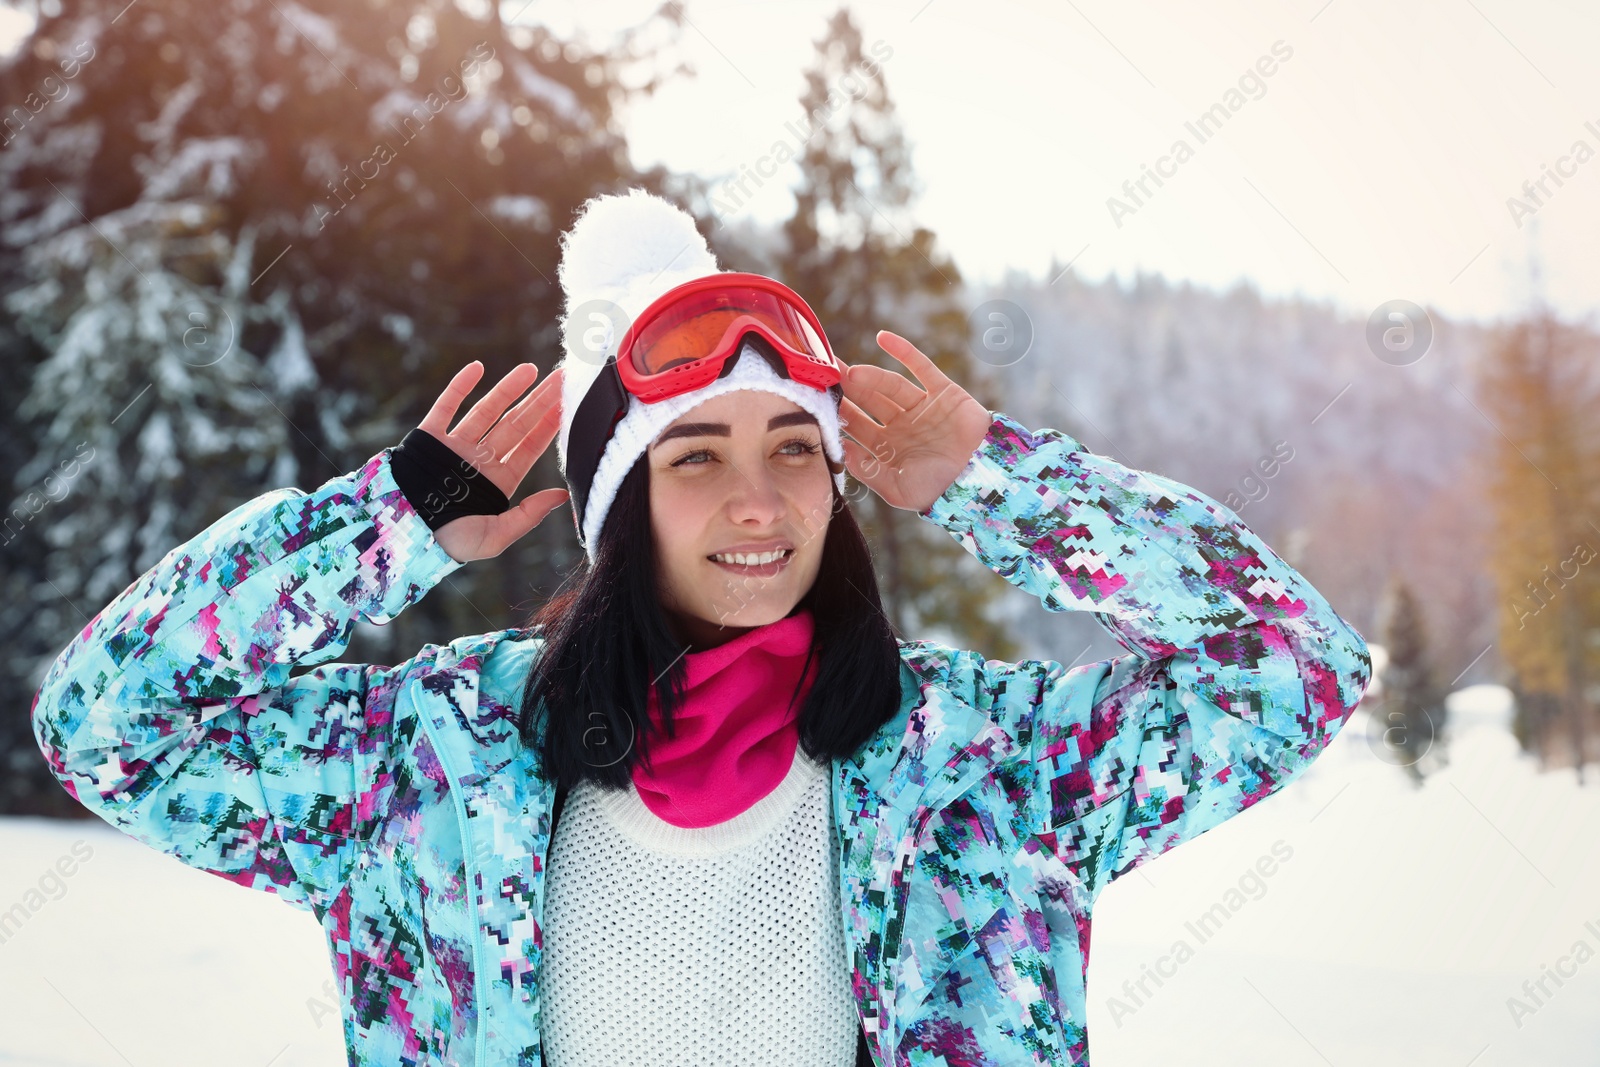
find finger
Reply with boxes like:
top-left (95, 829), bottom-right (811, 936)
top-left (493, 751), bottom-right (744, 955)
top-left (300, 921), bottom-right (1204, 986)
top-left (838, 398), bottom-right (892, 459)
top-left (838, 394), bottom-right (884, 431)
top-left (452, 362), bottom-right (541, 446)
top-left (876, 330), bottom-right (954, 395)
top-left (517, 486), bottom-right (572, 528)
top-left (845, 362), bottom-right (926, 412)
top-left (481, 488), bottom-right (571, 558)
top-left (497, 371), bottom-right (567, 482)
top-left (841, 437), bottom-right (895, 492)
top-left (418, 362), bottom-right (487, 439)
top-left (842, 369), bottom-right (909, 427)
top-left (485, 366), bottom-right (563, 464)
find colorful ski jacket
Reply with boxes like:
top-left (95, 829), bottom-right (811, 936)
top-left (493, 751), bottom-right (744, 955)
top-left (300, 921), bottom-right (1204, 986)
top-left (31, 410), bottom-right (1371, 1067)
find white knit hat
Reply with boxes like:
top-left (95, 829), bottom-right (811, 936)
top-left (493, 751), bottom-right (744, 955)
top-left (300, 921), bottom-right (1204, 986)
top-left (554, 189), bottom-right (846, 559)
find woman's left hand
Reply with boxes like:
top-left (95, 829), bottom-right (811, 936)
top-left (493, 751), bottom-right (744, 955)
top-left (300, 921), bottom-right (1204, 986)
top-left (840, 330), bottom-right (993, 513)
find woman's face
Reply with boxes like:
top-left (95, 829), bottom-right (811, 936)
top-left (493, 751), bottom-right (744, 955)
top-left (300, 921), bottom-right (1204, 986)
top-left (647, 389), bottom-right (836, 649)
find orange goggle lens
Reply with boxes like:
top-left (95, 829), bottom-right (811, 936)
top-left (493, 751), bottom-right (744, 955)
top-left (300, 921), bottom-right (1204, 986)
top-left (617, 278), bottom-right (840, 401)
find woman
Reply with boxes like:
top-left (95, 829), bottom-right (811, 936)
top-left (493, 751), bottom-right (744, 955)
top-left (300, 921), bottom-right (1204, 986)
top-left (31, 189), bottom-right (1371, 1067)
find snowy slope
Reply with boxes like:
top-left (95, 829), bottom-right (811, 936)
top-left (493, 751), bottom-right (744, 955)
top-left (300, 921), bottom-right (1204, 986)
top-left (1090, 680), bottom-right (1600, 1067)
top-left (1, 681), bottom-right (1596, 1066)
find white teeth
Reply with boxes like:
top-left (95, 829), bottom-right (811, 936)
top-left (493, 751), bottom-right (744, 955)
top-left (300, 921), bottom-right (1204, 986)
top-left (712, 549), bottom-right (790, 565)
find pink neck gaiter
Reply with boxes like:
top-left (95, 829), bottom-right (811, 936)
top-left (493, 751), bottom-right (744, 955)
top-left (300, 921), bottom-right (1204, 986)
top-left (631, 609), bottom-right (818, 828)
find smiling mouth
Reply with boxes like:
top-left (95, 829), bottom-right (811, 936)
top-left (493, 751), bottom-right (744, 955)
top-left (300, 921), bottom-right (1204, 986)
top-left (707, 548), bottom-right (794, 575)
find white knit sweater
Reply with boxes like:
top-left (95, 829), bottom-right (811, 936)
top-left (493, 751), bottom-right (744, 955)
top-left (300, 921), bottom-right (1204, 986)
top-left (539, 746), bottom-right (860, 1067)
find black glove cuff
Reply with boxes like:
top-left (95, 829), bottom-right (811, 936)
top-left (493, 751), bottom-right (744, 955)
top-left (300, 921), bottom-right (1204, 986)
top-left (389, 428), bottom-right (511, 532)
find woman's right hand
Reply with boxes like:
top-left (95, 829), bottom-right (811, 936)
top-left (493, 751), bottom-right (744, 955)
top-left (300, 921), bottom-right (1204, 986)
top-left (417, 361), bottom-right (570, 563)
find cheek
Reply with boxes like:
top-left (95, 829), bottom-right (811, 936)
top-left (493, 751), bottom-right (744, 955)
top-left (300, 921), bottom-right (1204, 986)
top-left (649, 481), bottom-right (702, 575)
top-left (789, 477), bottom-right (838, 552)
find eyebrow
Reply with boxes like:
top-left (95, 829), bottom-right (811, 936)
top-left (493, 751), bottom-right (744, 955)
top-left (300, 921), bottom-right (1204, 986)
top-left (769, 411), bottom-right (819, 430)
top-left (653, 410), bottom-right (818, 446)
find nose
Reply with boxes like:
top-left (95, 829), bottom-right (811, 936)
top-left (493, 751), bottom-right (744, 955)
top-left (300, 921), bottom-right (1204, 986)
top-left (724, 462), bottom-right (787, 527)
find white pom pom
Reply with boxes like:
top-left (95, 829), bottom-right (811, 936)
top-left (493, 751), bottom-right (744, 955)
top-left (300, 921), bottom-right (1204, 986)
top-left (555, 189), bottom-right (723, 467)
top-left (558, 188), bottom-right (718, 300)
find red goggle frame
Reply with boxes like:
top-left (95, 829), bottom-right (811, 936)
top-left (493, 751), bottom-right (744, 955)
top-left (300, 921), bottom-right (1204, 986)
top-left (614, 272), bottom-right (842, 402)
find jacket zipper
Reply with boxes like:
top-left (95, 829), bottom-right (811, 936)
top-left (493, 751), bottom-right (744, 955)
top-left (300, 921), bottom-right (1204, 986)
top-left (834, 766), bottom-right (886, 1067)
top-left (409, 686), bottom-right (492, 1067)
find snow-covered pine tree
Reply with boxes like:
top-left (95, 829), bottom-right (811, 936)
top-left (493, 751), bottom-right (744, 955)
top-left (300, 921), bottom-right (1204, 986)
top-left (1375, 577), bottom-right (1450, 783)
top-left (0, 0), bottom-right (680, 814)
top-left (1, 3), bottom-right (305, 813)
top-left (776, 8), bottom-right (1015, 658)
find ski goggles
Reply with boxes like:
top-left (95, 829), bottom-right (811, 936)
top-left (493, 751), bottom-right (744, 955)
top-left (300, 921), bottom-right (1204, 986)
top-left (615, 272), bottom-right (844, 402)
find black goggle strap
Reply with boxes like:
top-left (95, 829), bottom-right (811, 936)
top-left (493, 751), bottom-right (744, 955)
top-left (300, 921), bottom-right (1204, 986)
top-left (734, 333), bottom-right (844, 404)
top-left (722, 332), bottom-right (835, 383)
top-left (721, 332), bottom-right (775, 378)
top-left (565, 355), bottom-right (630, 547)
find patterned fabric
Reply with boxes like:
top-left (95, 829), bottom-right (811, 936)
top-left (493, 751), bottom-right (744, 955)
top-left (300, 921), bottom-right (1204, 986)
top-left (30, 410), bottom-right (1371, 1067)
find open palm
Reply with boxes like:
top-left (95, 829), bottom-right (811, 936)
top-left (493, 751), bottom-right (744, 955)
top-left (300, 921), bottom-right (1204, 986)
top-left (840, 331), bottom-right (993, 513)
top-left (415, 361), bottom-right (570, 563)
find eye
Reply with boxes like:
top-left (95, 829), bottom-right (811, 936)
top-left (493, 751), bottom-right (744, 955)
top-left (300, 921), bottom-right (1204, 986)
top-left (777, 436), bottom-right (822, 458)
top-left (669, 447), bottom-right (714, 468)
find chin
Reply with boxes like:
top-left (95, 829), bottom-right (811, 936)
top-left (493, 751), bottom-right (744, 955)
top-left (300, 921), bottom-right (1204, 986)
top-left (707, 594), bottom-right (802, 630)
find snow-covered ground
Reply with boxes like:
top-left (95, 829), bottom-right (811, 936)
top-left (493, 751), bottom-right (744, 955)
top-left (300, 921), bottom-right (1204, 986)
top-left (1089, 681), bottom-right (1600, 1067)
top-left (2, 681), bottom-right (1596, 1066)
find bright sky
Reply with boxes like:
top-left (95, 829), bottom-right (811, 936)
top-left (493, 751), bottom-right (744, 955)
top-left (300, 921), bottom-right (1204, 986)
top-left (542, 0), bottom-right (1600, 325)
top-left (7, 0), bottom-right (1599, 324)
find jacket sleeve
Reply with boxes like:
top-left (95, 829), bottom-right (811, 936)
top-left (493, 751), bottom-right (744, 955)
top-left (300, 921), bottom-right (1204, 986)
top-left (29, 447), bottom-right (465, 914)
top-left (919, 411), bottom-right (1371, 902)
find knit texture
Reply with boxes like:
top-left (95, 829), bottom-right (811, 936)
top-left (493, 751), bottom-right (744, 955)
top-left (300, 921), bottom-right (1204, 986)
top-left (540, 746), bottom-right (859, 1067)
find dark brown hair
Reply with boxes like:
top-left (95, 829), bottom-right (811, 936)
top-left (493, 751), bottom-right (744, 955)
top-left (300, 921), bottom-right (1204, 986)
top-left (516, 452), bottom-right (904, 792)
